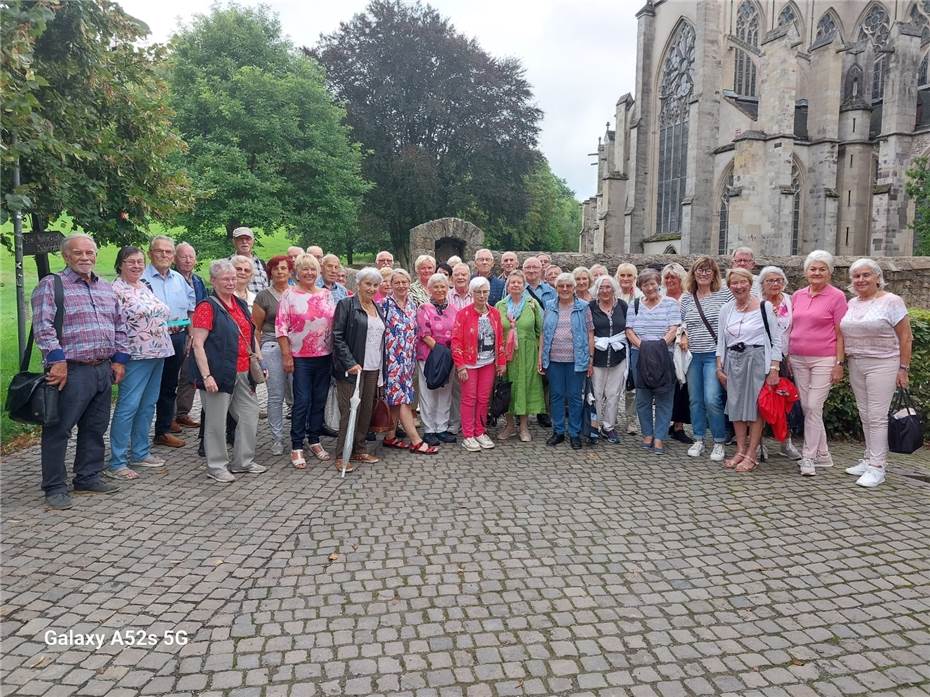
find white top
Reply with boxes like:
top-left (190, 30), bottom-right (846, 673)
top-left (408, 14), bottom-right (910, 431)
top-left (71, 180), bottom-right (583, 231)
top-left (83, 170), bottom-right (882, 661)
top-left (716, 300), bottom-right (783, 369)
top-left (363, 312), bottom-right (385, 370)
top-left (767, 293), bottom-right (793, 358)
top-left (725, 307), bottom-right (766, 346)
top-left (841, 293), bottom-right (907, 359)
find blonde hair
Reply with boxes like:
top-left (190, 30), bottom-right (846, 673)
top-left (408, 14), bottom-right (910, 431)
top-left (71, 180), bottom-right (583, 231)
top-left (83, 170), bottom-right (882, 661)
top-left (294, 253), bottom-right (320, 273)
top-left (414, 254), bottom-right (436, 271)
top-left (726, 266), bottom-right (755, 286)
top-left (615, 262), bottom-right (637, 279)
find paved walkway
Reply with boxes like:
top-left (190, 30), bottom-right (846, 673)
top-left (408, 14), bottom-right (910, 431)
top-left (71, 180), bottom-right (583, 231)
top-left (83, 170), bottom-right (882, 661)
top-left (2, 411), bottom-right (929, 697)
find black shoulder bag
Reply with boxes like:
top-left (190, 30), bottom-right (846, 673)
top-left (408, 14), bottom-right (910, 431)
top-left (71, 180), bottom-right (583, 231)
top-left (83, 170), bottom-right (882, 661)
top-left (692, 293), bottom-right (718, 343)
top-left (6, 274), bottom-right (64, 426)
top-left (625, 298), bottom-right (639, 391)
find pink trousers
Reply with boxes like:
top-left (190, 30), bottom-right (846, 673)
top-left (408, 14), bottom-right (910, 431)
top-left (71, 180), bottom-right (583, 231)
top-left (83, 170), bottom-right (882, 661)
top-left (460, 363), bottom-right (495, 438)
top-left (848, 356), bottom-right (898, 468)
top-left (789, 355), bottom-right (835, 460)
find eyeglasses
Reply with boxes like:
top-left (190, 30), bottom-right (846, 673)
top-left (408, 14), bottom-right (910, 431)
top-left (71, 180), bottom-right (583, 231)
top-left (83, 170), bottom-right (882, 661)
top-left (763, 278), bottom-right (784, 285)
top-left (694, 268), bottom-right (713, 275)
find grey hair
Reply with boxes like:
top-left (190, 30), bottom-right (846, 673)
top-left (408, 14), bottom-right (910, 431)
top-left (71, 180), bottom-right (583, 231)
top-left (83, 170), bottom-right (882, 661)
top-left (148, 234), bottom-right (175, 251)
top-left (176, 242), bottom-right (195, 256)
top-left (636, 268), bottom-right (661, 289)
top-left (804, 249), bottom-right (834, 274)
top-left (60, 233), bottom-right (97, 256)
top-left (468, 276), bottom-right (490, 293)
top-left (390, 268), bottom-right (412, 283)
top-left (593, 274), bottom-right (620, 297)
top-left (415, 254), bottom-right (436, 271)
top-left (446, 255), bottom-right (462, 266)
top-left (848, 258), bottom-right (886, 290)
top-left (555, 272), bottom-right (576, 288)
top-left (732, 246), bottom-right (754, 259)
top-left (452, 262), bottom-right (470, 276)
top-left (321, 253), bottom-right (340, 266)
top-left (230, 255), bottom-right (253, 274)
top-left (474, 248), bottom-right (493, 260)
top-left (573, 266), bottom-right (592, 284)
top-left (758, 265), bottom-right (788, 289)
top-left (355, 266), bottom-right (382, 286)
top-left (427, 272), bottom-right (448, 289)
top-left (209, 259), bottom-right (236, 279)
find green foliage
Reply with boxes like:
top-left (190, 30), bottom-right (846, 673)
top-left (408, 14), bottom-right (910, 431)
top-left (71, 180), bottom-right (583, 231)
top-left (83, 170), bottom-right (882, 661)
top-left (0, 0), bottom-right (192, 244)
top-left (824, 308), bottom-right (930, 439)
top-left (906, 156), bottom-right (930, 256)
top-left (167, 4), bottom-right (369, 260)
top-left (313, 0), bottom-right (542, 265)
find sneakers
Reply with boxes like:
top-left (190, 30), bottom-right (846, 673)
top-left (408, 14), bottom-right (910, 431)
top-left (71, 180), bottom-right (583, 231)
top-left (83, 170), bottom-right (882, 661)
top-left (600, 428), bottom-right (620, 444)
top-left (73, 479), bottom-right (120, 495)
top-left (207, 468), bottom-right (236, 483)
top-left (271, 440), bottom-right (284, 456)
top-left (780, 439), bottom-right (802, 461)
top-left (710, 443), bottom-right (726, 462)
top-left (229, 463), bottom-right (268, 474)
top-left (687, 442), bottom-right (705, 458)
top-left (815, 453), bottom-right (834, 468)
top-left (799, 458), bottom-right (816, 476)
top-left (475, 433), bottom-right (495, 449)
top-left (45, 492), bottom-right (74, 510)
top-left (845, 459), bottom-right (870, 476)
top-left (462, 437), bottom-right (481, 452)
top-left (856, 466), bottom-right (885, 488)
top-left (133, 454), bottom-right (166, 468)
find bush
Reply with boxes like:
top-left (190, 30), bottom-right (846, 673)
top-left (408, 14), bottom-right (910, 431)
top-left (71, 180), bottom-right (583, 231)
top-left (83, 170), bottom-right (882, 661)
top-left (823, 308), bottom-right (930, 441)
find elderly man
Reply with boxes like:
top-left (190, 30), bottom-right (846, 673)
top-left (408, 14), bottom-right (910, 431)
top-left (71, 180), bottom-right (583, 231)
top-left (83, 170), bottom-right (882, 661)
top-left (375, 250), bottom-right (394, 269)
top-left (287, 246), bottom-right (304, 263)
top-left (473, 248), bottom-right (505, 305)
top-left (499, 251), bottom-right (519, 281)
top-left (522, 256), bottom-right (556, 309)
top-left (448, 263), bottom-right (473, 312)
top-left (538, 253), bottom-right (552, 274)
top-left (143, 236), bottom-right (196, 447)
top-left (731, 246), bottom-right (761, 296)
top-left (231, 227), bottom-right (269, 292)
top-left (544, 264), bottom-right (562, 287)
top-left (173, 242), bottom-right (207, 428)
top-left (32, 234), bottom-right (129, 509)
top-left (316, 253), bottom-right (349, 302)
top-left (307, 245), bottom-right (324, 264)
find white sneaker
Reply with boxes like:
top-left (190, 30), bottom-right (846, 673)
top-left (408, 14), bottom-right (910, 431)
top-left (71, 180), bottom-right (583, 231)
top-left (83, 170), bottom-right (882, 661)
top-left (710, 443), bottom-right (726, 462)
top-left (207, 468), bottom-right (236, 483)
top-left (780, 440), bottom-right (802, 461)
top-left (271, 440), bottom-right (284, 456)
top-left (845, 459), bottom-right (870, 476)
top-left (687, 442), bottom-right (705, 458)
top-left (230, 463), bottom-right (268, 474)
top-left (815, 453), bottom-right (834, 468)
top-left (856, 466), bottom-right (885, 488)
top-left (475, 433), bottom-right (495, 449)
top-left (133, 454), bottom-right (166, 468)
top-left (462, 437), bottom-right (481, 452)
top-left (799, 458), bottom-right (816, 476)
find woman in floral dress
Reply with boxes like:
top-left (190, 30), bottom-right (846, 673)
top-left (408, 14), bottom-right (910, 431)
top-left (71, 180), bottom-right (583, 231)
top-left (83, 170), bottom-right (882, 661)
top-left (380, 269), bottom-right (438, 454)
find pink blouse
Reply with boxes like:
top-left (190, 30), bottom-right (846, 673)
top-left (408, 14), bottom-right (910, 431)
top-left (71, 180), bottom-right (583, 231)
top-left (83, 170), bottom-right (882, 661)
top-left (789, 285), bottom-right (847, 357)
top-left (415, 302), bottom-right (458, 362)
top-left (275, 287), bottom-right (336, 358)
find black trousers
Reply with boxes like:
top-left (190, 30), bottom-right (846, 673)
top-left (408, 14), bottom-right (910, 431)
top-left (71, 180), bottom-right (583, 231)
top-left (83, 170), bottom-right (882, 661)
top-left (41, 362), bottom-right (113, 495)
top-left (154, 331), bottom-right (187, 436)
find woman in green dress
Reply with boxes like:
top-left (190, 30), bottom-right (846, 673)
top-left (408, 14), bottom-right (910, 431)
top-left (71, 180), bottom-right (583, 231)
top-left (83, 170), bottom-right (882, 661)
top-left (496, 270), bottom-right (545, 442)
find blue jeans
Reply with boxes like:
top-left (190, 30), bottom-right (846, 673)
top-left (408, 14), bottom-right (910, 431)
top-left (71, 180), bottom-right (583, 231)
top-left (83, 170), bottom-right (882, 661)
top-left (630, 348), bottom-right (674, 443)
top-left (547, 361), bottom-right (585, 437)
top-left (687, 351), bottom-right (727, 442)
top-left (291, 355), bottom-right (331, 449)
top-left (109, 358), bottom-right (165, 471)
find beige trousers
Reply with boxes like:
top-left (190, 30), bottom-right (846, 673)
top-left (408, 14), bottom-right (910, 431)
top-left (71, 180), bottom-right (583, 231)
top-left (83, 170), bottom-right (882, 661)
top-left (789, 355), bottom-right (835, 460)
top-left (848, 356), bottom-right (898, 468)
top-left (200, 371), bottom-right (259, 474)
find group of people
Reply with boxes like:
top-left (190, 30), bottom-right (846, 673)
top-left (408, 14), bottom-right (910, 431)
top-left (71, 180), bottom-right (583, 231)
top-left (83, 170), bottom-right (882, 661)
top-left (31, 233), bottom-right (914, 509)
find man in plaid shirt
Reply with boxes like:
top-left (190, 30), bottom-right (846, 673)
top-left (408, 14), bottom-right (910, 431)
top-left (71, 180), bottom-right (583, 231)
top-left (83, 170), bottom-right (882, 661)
top-left (231, 226), bottom-right (268, 293)
top-left (31, 234), bottom-right (130, 510)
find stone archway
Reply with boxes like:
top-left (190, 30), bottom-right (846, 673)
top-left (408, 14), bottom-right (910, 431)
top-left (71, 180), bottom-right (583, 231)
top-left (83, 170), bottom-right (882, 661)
top-left (409, 218), bottom-right (484, 266)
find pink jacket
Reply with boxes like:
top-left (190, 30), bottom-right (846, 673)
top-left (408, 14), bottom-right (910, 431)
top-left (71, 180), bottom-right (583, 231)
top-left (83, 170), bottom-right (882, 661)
top-left (415, 302), bottom-right (457, 362)
top-left (451, 304), bottom-right (506, 369)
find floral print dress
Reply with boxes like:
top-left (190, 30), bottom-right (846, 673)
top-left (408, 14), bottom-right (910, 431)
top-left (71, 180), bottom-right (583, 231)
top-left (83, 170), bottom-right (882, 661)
top-left (381, 296), bottom-right (418, 406)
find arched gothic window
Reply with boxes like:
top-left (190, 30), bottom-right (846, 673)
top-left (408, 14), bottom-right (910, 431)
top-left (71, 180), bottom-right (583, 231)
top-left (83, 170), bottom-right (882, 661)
top-left (718, 169), bottom-right (734, 256)
top-left (790, 162), bottom-right (802, 255)
top-left (858, 4), bottom-right (891, 101)
top-left (911, 2), bottom-right (930, 44)
top-left (734, 1), bottom-right (759, 96)
top-left (777, 3), bottom-right (799, 31)
top-left (656, 22), bottom-right (696, 235)
top-left (815, 13), bottom-right (839, 43)
top-left (920, 52), bottom-right (929, 86)
top-left (843, 64), bottom-right (864, 103)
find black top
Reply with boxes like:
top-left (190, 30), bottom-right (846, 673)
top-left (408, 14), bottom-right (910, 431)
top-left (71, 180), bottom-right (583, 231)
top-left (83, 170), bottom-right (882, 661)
top-left (589, 298), bottom-right (628, 368)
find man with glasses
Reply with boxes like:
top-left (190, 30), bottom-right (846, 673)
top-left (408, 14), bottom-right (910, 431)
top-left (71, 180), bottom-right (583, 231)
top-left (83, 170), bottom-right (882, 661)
top-left (731, 247), bottom-right (761, 297)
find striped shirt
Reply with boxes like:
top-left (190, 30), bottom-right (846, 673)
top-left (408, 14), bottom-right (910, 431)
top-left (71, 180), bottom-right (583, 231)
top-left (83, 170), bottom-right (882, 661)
top-left (680, 288), bottom-right (733, 354)
top-left (627, 296), bottom-right (680, 344)
top-left (31, 267), bottom-right (130, 365)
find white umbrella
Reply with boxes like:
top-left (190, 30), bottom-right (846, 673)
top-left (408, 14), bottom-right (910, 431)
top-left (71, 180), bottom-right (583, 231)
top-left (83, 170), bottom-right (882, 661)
top-left (341, 371), bottom-right (362, 478)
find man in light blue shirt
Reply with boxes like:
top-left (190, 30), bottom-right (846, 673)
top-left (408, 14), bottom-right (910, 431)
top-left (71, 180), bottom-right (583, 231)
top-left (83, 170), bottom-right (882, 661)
top-left (143, 235), bottom-right (196, 448)
top-left (316, 253), bottom-right (349, 302)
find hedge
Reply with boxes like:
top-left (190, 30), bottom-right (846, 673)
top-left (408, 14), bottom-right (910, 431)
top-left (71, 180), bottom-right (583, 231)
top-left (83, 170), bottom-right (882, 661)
top-left (823, 307), bottom-right (930, 441)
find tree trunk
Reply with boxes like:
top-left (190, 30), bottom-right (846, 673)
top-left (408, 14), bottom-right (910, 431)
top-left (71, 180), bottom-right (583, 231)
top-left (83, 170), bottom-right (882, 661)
top-left (30, 214), bottom-right (51, 279)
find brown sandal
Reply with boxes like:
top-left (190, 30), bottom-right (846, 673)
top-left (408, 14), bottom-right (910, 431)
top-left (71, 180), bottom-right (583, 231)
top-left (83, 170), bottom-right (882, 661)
top-left (309, 443), bottom-right (331, 461)
top-left (735, 457), bottom-right (758, 473)
top-left (724, 452), bottom-right (745, 469)
top-left (410, 440), bottom-right (439, 455)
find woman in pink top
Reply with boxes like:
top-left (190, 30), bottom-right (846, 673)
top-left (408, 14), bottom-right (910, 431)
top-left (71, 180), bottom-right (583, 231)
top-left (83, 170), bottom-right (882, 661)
top-left (276, 254), bottom-right (337, 468)
top-left (788, 250), bottom-right (848, 477)
top-left (416, 273), bottom-right (458, 446)
top-left (840, 259), bottom-right (913, 488)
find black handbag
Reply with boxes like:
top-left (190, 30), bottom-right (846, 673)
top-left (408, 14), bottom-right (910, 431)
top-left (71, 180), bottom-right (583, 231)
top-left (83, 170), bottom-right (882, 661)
top-left (490, 379), bottom-right (512, 418)
top-left (888, 388), bottom-right (924, 455)
top-left (6, 274), bottom-right (64, 426)
top-left (424, 343), bottom-right (453, 389)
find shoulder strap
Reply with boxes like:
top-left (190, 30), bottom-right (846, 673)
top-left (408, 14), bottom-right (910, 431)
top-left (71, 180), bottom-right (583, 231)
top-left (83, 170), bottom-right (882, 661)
top-left (525, 284), bottom-right (542, 306)
top-left (633, 297), bottom-right (640, 316)
top-left (759, 301), bottom-right (773, 348)
top-left (692, 293), bottom-right (718, 343)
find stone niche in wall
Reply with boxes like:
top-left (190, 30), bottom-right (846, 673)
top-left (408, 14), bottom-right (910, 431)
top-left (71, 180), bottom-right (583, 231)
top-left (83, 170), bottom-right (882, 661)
top-left (409, 218), bottom-right (485, 266)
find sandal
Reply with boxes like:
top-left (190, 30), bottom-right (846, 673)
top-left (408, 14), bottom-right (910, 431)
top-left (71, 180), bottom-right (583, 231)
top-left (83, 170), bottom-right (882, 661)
top-left (382, 437), bottom-right (410, 450)
top-left (735, 457), bottom-right (758, 473)
top-left (724, 452), bottom-right (745, 469)
top-left (409, 440), bottom-right (439, 455)
top-left (290, 450), bottom-right (307, 470)
top-left (105, 468), bottom-right (139, 480)
top-left (350, 453), bottom-right (380, 464)
top-left (308, 443), bottom-right (331, 462)
top-left (335, 459), bottom-right (355, 473)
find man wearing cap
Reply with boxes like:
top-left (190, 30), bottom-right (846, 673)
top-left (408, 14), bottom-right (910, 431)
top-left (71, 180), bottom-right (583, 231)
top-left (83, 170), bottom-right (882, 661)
top-left (231, 227), bottom-right (269, 293)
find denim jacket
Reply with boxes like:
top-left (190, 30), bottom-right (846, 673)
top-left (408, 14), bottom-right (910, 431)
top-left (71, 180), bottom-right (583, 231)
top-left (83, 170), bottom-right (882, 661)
top-left (541, 298), bottom-right (591, 372)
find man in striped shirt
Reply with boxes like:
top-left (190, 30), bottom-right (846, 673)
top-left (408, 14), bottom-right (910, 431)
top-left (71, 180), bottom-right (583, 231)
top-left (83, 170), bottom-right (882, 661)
top-left (31, 233), bottom-right (130, 510)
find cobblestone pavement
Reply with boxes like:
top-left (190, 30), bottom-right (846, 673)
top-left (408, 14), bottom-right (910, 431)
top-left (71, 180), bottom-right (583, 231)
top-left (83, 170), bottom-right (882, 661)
top-left (2, 406), bottom-right (930, 697)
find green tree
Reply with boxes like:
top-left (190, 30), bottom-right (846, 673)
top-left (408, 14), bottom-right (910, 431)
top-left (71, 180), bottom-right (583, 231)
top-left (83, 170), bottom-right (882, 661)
top-left (0, 0), bottom-right (192, 245)
top-left (167, 4), bottom-right (369, 260)
top-left (313, 0), bottom-right (542, 265)
top-left (906, 156), bottom-right (930, 256)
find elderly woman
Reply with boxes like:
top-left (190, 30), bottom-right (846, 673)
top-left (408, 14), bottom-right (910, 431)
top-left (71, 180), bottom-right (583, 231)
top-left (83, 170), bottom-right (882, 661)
top-left (590, 264), bottom-right (608, 281)
top-left (496, 270), bottom-right (545, 442)
top-left (544, 265), bottom-right (562, 288)
top-left (276, 254), bottom-right (337, 468)
top-left (105, 247), bottom-right (174, 480)
top-left (716, 267), bottom-right (783, 472)
top-left (381, 269), bottom-right (437, 454)
top-left (448, 263), bottom-right (473, 312)
top-left (539, 273), bottom-right (595, 450)
top-left (616, 263), bottom-right (644, 305)
top-left (332, 267), bottom-right (386, 471)
top-left (573, 266), bottom-right (594, 302)
top-left (374, 266), bottom-right (394, 303)
top-left (410, 254), bottom-right (436, 306)
top-left (758, 265), bottom-right (802, 461)
top-left (661, 262), bottom-right (692, 445)
top-left (680, 257), bottom-right (732, 461)
top-left (252, 255), bottom-right (293, 456)
top-left (626, 268), bottom-right (680, 455)
top-left (231, 254), bottom-right (256, 309)
top-left (190, 260), bottom-right (266, 483)
top-left (451, 277), bottom-right (506, 451)
top-left (589, 275), bottom-right (627, 444)
top-left (841, 259), bottom-right (913, 488)
top-left (417, 273), bottom-right (458, 446)
top-left (789, 250), bottom-right (848, 476)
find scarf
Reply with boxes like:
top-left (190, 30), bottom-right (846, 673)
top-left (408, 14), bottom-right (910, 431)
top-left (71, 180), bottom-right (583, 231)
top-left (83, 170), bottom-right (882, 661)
top-left (431, 298), bottom-right (448, 315)
top-left (503, 292), bottom-right (528, 362)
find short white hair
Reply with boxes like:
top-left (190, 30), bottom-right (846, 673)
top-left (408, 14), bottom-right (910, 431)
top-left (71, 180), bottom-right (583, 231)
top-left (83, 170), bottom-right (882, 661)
top-left (390, 268), bottom-right (411, 283)
top-left (149, 235), bottom-right (175, 250)
top-left (452, 262), bottom-right (470, 276)
top-left (554, 272), bottom-right (576, 287)
top-left (176, 242), bottom-right (196, 256)
top-left (230, 254), bottom-right (253, 274)
top-left (446, 255), bottom-right (462, 266)
top-left (732, 246), bottom-right (754, 259)
top-left (61, 233), bottom-right (97, 256)
top-left (757, 265), bottom-right (788, 289)
top-left (593, 274), bottom-right (620, 297)
top-left (415, 254), bottom-right (436, 271)
top-left (474, 248), bottom-right (493, 260)
top-left (468, 276), bottom-right (490, 293)
top-left (427, 272), bottom-right (448, 289)
top-left (209, 259), bottom-right (236, 278)
top-left (804, 249), bottom-right (834, 274)
top-left (355, 267), bottom-right (381, 285)
top-left (848, 257), bottom-right (886, 289)
top-left (661, 262), bottom-right (687, 285)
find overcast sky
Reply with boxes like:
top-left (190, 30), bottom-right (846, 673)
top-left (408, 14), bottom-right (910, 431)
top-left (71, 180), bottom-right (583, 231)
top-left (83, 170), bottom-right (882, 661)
top-left (118, 0), bottom-right (639, 201)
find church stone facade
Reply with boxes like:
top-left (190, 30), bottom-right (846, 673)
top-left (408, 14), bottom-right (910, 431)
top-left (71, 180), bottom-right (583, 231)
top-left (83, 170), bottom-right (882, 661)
top-left (580, 0), bottom-right (930, 258)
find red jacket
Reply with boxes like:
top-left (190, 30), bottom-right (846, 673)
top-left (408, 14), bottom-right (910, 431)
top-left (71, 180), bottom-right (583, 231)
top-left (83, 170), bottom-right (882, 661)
top-left (451, 304), bottom-right (506, 369)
